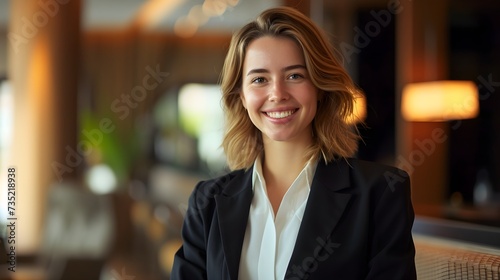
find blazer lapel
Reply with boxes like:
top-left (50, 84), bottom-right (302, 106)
top-left (287, 159), bottom-right (352, 275)
top-left (215, 168), bottom-right (254, 280)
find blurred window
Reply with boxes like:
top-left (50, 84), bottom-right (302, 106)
top-left (153, 84), bottom-right (227, 175)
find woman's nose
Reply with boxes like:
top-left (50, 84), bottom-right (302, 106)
top-left (268, 80), bottom-right (289, 102)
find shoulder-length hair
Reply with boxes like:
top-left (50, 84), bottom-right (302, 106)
top-left (220, 6), bottom-right (363, 170)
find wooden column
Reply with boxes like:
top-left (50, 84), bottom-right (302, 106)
top-left (8, 0), bottom-right (81, 254)
top-left (396, 0), bottom-right (451, 209)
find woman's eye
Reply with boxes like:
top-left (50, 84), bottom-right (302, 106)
top-left (288, 73), bottom-right (303, 80)
top-left (251, 77), bottom-right (266, 84)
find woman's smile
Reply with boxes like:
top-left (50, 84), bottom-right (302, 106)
top-left (264, 108), bottom-right (298, 119)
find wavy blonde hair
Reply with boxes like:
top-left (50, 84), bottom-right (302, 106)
top-left (220, 6), bottom-right (363, 170)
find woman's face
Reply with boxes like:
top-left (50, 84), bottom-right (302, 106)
top-left (240, 36), bottom-right (318, 145)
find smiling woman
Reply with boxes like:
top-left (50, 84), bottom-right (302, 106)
top-left (220, 7), bottom-right (363, 171)
top-left (171, 6), bottom-right (416, 280)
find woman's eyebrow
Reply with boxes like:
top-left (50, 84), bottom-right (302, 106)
top-left (282, 64), bottom-right (306, 72)
top-left (246, 68), bottom-right (269, 76)
top-left (246, 64), bottom-right (306, 76)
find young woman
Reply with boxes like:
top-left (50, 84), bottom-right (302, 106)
top-left (171, 6), bottom-right (416, 280)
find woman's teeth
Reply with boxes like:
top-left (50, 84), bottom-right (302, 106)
top-left (266, 110), bottom-right (296, 119)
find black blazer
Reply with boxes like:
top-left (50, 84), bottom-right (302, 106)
top-left (171, 158), bottom-right (416, 280)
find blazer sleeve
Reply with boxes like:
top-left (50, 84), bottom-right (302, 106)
top-left (365, 169), bottom-right (417, 280)
top-left (171, 181), bottom-right (209, 280)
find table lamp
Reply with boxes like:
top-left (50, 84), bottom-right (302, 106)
top-left (402, 80), bottom-right (479, 122)
top-left (400, 80), bottom-right (479, 207)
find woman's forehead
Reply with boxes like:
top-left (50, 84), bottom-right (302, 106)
top-left (243, 36), bottom-right (305, 73)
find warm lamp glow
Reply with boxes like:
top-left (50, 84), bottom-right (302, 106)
top-left (402, 81), bottom-right (479, 121)
top-left (134, 0), bottom-right (184, 29)
top-left (346, 94), bottom-right (367, 124)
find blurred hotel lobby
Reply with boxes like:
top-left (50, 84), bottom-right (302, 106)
top-left (1, 0), bottom-right (500, 279)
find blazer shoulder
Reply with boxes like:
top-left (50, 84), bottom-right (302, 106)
top-left (192, 168), bottom-right (250, 199)
top-left (198, 169), bottom-right (245, 187)
top-left (186, 168), bottom-right (248, 215)
top-left (346, 158), bottom-right (409, 179)
top-left (342, 158), bottom-right (411, 194)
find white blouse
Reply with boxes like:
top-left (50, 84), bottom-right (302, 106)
top-left (238, 156), bottom-right (318, 280)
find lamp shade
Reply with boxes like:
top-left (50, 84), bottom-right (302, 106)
top-left (402, 80), bottom-right (479, 121)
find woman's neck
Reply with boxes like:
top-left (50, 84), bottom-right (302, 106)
top-left (260, 136), bottom-right (313, 215)
top-left (261, 135), bottom-right (312, 190)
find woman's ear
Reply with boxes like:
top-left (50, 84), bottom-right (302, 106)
top-left (240, 92), bottom-right (247, 109)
